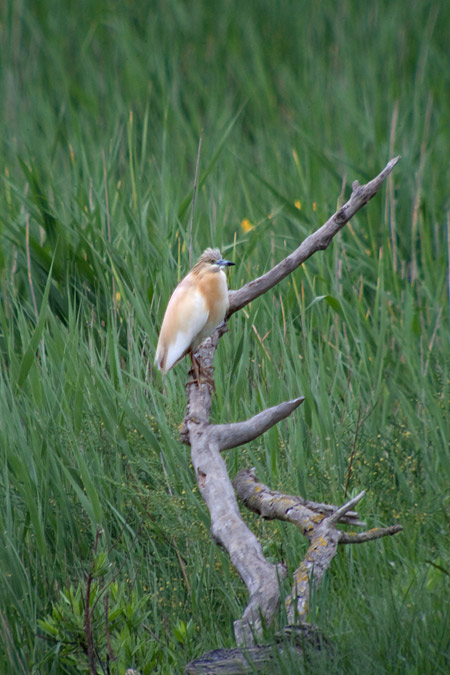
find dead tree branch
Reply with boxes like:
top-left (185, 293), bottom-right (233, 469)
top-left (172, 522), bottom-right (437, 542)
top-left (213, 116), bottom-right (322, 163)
top-left (227, 156), bottom-right (400, 317)
top-left (233, 468), bottom-right (365, 527)
top-left (181, 158), bottom-right (401, 651)
top-left (339, 526), bottom-right (403, 544)
top-left (186, 411), bottom-right (288, 646)
top-left (233, 469), bottom-right (402, 624)
top-left (214, 397), bottom-right (305, 451)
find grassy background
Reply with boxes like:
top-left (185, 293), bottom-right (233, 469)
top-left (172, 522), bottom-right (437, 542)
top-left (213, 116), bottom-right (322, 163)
top-left (1, 0), bottom-right (449, 672)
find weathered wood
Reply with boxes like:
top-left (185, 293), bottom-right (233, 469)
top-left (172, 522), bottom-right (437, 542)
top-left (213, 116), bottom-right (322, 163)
top-left (178, 158), bottom-right (402, 648)
top-left (180, 330), bottom-right (288, 645)
top-left (214, 398), bottom-right (305, 451)
top-left (227, 156), bottom-right (401, 317)
top-left (233, 468), bottom-right (365, 527)
top-left (185, 624), bottom-right (329, 674)
top-left (233, 471), bottom-right (402, 624)
top-left (185, 645), bottom-right (282, 674)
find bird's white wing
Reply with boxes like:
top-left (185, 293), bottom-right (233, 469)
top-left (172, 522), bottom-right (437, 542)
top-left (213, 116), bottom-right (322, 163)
top-left (155, 284), bottom-right (209, 373)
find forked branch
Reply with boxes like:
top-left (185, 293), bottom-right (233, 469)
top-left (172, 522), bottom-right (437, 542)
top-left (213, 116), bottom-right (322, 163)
top-left (233, 468), bottom-right (365, 527)
top-left (182, 158), bottom-right (401, 653)
top-left (233, 469), bottom-right (403, 624)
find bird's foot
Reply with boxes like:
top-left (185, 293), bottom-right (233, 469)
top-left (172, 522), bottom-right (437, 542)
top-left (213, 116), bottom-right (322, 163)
top-left (187, 365), bottom-right (215, 391)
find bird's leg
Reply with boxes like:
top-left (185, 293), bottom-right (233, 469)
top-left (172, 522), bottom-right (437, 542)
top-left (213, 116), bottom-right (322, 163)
top-left (189, 352), bottom-right (201, 384)
top-left (187, 352), bottom-right (215, 390)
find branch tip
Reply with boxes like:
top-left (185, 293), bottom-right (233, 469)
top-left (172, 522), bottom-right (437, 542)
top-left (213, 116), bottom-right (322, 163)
top-left (227, 157), bottom-right (400, 317)
top-left (328, 491), bottom-right (366, 525)
top-left (215, 396), bottom-right (305, 451)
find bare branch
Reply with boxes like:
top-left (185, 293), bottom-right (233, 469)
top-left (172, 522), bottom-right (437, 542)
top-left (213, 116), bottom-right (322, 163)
top-left (227, 156), bottom-right (401, 317)
top-left (233, 468), bottom-right (365, 527)
top-left (186, 420), bottom-right (286, 646)
top-left (340, 524), bottom-right (403, 544)
top-left (215, 397), bottom-right (305, 451)
top-left (234, 470), bottom-right (402, 624)
top-left (286, 527), bottom-right (341, 623)
top-left (180, 333), bottom-right (223, 444)
top-left (180, 158), bottom-right (401, 650)
top-left (325, 490), bottom-right (366, 526)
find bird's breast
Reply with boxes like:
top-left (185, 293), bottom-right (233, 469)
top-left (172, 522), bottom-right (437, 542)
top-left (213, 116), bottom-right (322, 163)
top-left (198, 270), bottom-right (229, 338)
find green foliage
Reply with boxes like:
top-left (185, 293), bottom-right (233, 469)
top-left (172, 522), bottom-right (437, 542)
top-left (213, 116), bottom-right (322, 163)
top-left (35, 527), bottom-right (200, 673)
top-left (37, 546), bottom-right (161, 674)
top-left (1, 0), bottom-right (449, 673)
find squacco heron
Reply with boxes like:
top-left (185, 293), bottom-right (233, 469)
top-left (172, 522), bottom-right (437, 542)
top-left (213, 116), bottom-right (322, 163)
top-left (155, 248), bottom-right (235, 381)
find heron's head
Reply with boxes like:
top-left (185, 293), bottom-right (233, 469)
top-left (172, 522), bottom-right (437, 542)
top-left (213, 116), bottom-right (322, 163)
top-left (193, 248), bottom-right (235, 274)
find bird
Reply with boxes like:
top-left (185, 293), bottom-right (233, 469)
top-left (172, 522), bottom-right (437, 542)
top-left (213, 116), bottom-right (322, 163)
top-left (155, 248), bottom-right (235, 382)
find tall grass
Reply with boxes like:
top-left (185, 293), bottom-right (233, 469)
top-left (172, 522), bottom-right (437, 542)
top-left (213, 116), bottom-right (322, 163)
top-left (1, 0), bottom-right (449, 672)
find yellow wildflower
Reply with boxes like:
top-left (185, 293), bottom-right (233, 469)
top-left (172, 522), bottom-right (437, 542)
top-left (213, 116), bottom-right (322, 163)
top-left (241, 218), bottom-right (254, 232)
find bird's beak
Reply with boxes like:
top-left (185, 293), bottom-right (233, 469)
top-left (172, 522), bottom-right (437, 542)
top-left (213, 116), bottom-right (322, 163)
top-left (216, 258), bottom-right (235, 267)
